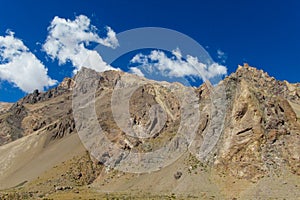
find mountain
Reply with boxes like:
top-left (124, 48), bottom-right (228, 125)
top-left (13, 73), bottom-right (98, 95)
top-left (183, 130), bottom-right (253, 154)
top-left (0, 64), bottom-right (299, 199)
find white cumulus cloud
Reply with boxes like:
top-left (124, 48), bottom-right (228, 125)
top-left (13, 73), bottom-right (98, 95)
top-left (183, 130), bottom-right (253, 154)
top-left (129, 49), bottom-right (227, 82)
top-left (129, 67), bottom-right (145, 77)
top-left (0, 31), bottom-right (57, 93)
top-left (43, 15), bottom-right (119, 73)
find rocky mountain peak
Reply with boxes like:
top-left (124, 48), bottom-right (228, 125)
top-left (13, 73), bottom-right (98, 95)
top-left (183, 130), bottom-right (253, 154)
top-left (228, 63), bottom-right (300, 103)
top-left (234, 63), bottom-right (275, 84)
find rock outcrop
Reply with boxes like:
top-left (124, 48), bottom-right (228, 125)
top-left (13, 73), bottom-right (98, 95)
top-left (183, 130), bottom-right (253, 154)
top-left (205, 64), bottom-right (300, 181)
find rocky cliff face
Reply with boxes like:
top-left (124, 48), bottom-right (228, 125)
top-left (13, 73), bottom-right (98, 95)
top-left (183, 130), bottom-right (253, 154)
top-left (0, 64), bottom-right (299, 199)
top-left (212, 64), bottom-right (300, 181)
top-left (0, 78), bottom-right (75, 146)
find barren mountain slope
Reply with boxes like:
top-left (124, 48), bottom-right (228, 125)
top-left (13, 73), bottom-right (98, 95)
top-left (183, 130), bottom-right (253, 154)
top-left (0, 64), bottom-right (299, 199)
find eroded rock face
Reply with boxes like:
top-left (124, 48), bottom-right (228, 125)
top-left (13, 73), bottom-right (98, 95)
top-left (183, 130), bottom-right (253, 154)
top-left (215, 79), bottom-right (266, 181)
top-left (0, 77), bottom-right (74, 145)
top-left (212, 64), bottom-right (300, 181)
top-left (0, 103), bottom-right (27, 145)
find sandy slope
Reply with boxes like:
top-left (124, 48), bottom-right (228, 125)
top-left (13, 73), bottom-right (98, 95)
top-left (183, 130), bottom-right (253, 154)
top-left (0, 129), bottom-right (85, 189)
top-left (20, 151), bottom-right (299, 200)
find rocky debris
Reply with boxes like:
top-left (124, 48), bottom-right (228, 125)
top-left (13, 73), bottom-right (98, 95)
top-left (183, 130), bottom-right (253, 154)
top-left (0, 192), bottom-right (29, 200)
top-left (55, 185), bottom-right (73, 191)
top-left (174, 171), bottom-right (183, 179)
top-left (46, 152), bottom-right (103, 188)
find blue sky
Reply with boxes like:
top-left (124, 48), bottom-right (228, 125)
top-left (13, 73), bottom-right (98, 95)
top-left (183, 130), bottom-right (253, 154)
top-left (0, 0), bottom-right (299, 102)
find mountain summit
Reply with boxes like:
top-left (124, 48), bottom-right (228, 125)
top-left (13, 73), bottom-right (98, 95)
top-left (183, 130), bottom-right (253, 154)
top-left (0, 64), bottom-right (299, 199)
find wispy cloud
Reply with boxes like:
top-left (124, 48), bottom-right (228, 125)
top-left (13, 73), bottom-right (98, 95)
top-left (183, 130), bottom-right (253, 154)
top-left (217, 49), bottom-right (227, 64)
top-left (0, 31), bottom-right (57, 93)
top-left (129, 49), bottom-right (227, 82)
top-left (43, 15), bottom-right (119, 73)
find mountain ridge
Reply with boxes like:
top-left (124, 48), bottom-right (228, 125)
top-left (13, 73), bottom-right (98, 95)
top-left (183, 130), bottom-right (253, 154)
top-left (0, 64), bottom-right (299, 199)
